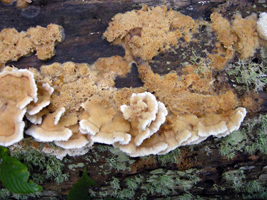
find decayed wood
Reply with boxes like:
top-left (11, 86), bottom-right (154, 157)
top-left (0, 0), bottom-right (267, 199)
top-left (0, 0), bottom-right (228, 69)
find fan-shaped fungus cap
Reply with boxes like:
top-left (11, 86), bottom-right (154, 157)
top-left (79, 95), bottom-right (131, 145)
top-left (0, 67), bottom-right (38, 146)
top-left (0, 101), bottom-right (26, 146)
top-left (55, 125), bottom-right (93, 149)
top-left (116, 107), bottom-right (246, 157)
top-left (92, 115), bottom-right (131, 145)
top-left (42, 142), bottom-right (92, 160)
top-left (27, 82), bottom-right (54, 115)
top-left (25, 108), bottom-right (49, 125)
top-left (25, 107), bottom-right (76, 142)
top-left (257, 12), bottom-right (267, 40)
top-left (216, 107), bottom-right (247, 137)
top-left (114, 136), bottom-right (168, 157)
top-left (120, 92), bottom-right (168, 146)
top-left (79, 95), bottom-right (117, 135)
top-left (0, 67), bottom-right (38, 109)
top-left (159, 107), bottom-right (247, 155)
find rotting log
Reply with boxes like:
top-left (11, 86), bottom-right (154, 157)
top-left (0, 0), bottom-right (267, 199)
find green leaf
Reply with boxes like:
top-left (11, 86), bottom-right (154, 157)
top-left (0, 146), bottom-right (8, 158)
top-left (67, 168), bottom-right (97, 200)
top-left (0, 156), bottom-right (43, 194)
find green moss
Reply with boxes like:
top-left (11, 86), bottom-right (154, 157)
top-left (177, 193), bottom-right (193, 200)
top-left (118, 188), bottom-right (135, 199)
top-left (90, 168), bottom-right (202, 199)
top-left (189, 51), bottom-right (211, 78)
top-left (125, 178), bottom-right (139, 191)
top-left (11, 192), bottom-right (41, 200)
top-left (96, 146), bottom-right (135, 173)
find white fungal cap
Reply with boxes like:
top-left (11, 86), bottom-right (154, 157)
top-left (121, 92), bottom-right (159, 131)
top-left (121, 92), bottom-right (168, 146)
top-left (0, 102), bottom-right (26, 146)
top-left (27, 82), bottom-right (54, 115)
top-left (134, 101), bottom-right (168, 146)
top-left (25, 107), bottom-right (75, 142)
top-left (257, 12), bottom-right (267, 40)
top-left (0, 67), bottom-right (38, 109)
top-left (92, 131), bottom-right (131, 145)
top-left (55, 125), bottom-right (93, 149)
top-left (79, 95), bottom-right (132, 146)
top-left (0, 67), bottom-right (38, 147)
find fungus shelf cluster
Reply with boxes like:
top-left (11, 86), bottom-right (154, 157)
top-left (0, 5), bottom-right (266, 159)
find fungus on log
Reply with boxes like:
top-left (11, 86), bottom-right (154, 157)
top-left (25, 107), bottom-right (75, 142)
top-left (79, 95), bottom-right (131, 145)
top-left (103, 5), bottom-right (198, 61)
top-left (0, 24), bottom-right (64, 66)
top-left (120, 92), bottom-right (168, 146)
top-left (0, 67), bottom-right (37, 146)
top-left (27, 82), bottom-right (54, 115)
top-left (257, 12), bottom-right (267, 41)
top-left (55, 124), bottom-right (93, 149)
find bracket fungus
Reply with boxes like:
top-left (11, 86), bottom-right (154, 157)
top-left (120, 92), bottom-right (168, 146)
top-left (257, 12), bottom-right (267, 41)
top-left (0, 102), bottom-right (26, 147)
top-left (55, 124), bottom-right (93, 149)
top-left (25, 107), bottom-right (75, 142)
top-left (27, 82), bottom-right (54, 115)
top-left (0, 67), bottom-right (38, 109)
top-left (79, 95), bottom-right (131, 145)
top-left (0, 67), bottom-right (37, 146)
top-left (42, 142), bottom-right (92, 160)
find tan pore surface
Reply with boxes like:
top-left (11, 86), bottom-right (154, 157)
top-left (138, 63), bottom-right (237, 117)
top-left (0, 24), bottom-right (64, 66)
top-left (103, 5), bottom-right (198, 61)
top-left (38, 56), bottom-right (130, 114)
top-left (210, 12), bottom-right (259, 65)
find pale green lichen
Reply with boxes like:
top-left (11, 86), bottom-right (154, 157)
top-left (68, 163), bottom-right (85, 171)
top-left (89, 168), bottom-right (201, 199)
top-left (218, 113), bottom-right (267, 159)
top-left (94, 145), bottom-right (135, 173)
top-left (156, 148), bottom-right (181, 165)
top-left (0, 188), bottom-right (10, 200)
top-left (222, 168), bottom-right (267, 199)
top-left (9, 149), bottom-right (69, 185)
top-left (226, 59), bottom-right (267, 92)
